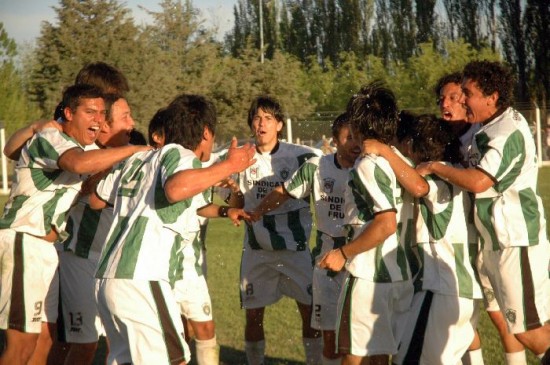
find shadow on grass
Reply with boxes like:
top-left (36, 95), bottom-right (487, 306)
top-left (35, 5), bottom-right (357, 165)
top-left (217, 344), bottom-right (304, 365)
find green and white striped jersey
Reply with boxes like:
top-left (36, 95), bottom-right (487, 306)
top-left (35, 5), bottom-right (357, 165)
top-left (343, 148), bottom-right (414, 282)
top-left (62, 143), bottom-right (111, 260)
top-left (238, 142), bottom-right (321, 251)
top-left (416, 171), bottom-right (483, 299)
top-left (0, 128), bottom-right (84, 240)
top-left (284, 154), bottom-right (350, 260)
top-left (469, 107), bottom-right (548, 250)
top-left (95, 144), bottom-right (210, 284)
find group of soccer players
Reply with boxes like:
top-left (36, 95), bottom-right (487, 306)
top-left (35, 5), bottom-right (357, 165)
top-left (0, 58), bottom-right (549, 365)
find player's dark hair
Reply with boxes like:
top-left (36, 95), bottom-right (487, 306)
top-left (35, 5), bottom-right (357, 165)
top-left (463, 60), bottom-right (515, 109)
top-left (54, 62), bottom-right (129, 121)
top-left (75, 61), bottom-right (130, 94)
top-left (129, 130), bottom-right (147, 146)
top-left (346, 81), bottom-right (399, 144)
top-left (103, 93), bottom-right (124, 126)
top-left (62, 84), bottom-right (104, 118)
top-left (433, 72), bottom-right (463, 97)
top-left (331, 112), bottom-right (350, 139)
top-left (247, 95), bottom-right (285, 138)
top-left (163, 94), bottom-right (217, 151)
top-left (148, 107), bottom-right (168, 147)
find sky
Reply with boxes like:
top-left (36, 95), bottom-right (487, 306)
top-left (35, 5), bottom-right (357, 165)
top-left (0, 0), bottom-right (237, 46)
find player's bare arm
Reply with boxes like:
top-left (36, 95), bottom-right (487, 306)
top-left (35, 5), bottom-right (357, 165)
top-left (318, 211), bottom-right (397, 271)
top-left (197, 204), bottom-right (250, 226)
top-left (416, 161), bottom-right (494, 193)
top-left (363, 139), bottom-right (429, 198)
top-left (58, 144), bottom-right (151, 175)
top-left (164, 139), bottom-right (255, 203)
top-left (4, 120), bottom-right (62, 160)
top-left (248, 185), bottom-right (291, 222)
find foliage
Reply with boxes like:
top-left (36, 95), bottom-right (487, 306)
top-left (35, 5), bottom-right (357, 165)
top-left (0, 23), bottom-right (40, 135)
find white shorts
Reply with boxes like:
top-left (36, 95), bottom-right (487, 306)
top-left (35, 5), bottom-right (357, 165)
top-left (240, 247), bottom-right (314, 309)
top-left (43, 265), bottom-right (59, 324)
top-left (0, 229), bottom-right (58, 333)
top-left (58, 251), bottom-right (104, 343)
top-left (393, 291), bottom-right (476, 365)
top-left (336, 275), bottom-right (414, 357)
top-left (476, 243), bottom-right (550, 334)
top-left (311, 266), bottom-right (345, 331)
top-left (173, 275), bottom-right (213, 322)
top-left (476, 249), bottom-right (500, 312)
top-left (96, 278), bottom-right (190, 365)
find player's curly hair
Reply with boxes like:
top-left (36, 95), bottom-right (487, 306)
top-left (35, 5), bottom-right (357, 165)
top-left (433, 72), bottom-right (463, 97)
top-left (346, 81), bottom-right (399, 144)
top-left (463, 60), bottom-right (515, 109)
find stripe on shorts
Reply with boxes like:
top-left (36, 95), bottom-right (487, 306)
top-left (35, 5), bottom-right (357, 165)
top-left (8, 232), bottom-right (25, 330)
top-left (520, 247), bottom-right (541, 330)
top-left (149, 281), bottom-right (187, 364)
top-left (402, 290), bottom-right (434, 364)
top-left (337, 275), bottom-right (356, 354)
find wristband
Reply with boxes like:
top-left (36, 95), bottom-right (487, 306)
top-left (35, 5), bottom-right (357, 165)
top-left (218, 206), bottom-right (229, 217)
top-left (339, 247), bottom-right (348, 261)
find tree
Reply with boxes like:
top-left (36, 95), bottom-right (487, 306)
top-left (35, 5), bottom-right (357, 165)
top-left (499, 0), bottom-right (529, 103)
top-left (29, 0), bottom-right (145, 119)
top-left (525, 0), bottom-right (550, 108)
top-left (0, 23), bottom-right (41, 135)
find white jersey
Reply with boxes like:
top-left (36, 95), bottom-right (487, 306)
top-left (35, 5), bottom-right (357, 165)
top-left (0, 128), bottom-right (83, 240)
top-left (95, 144), bottom-right (210, 284)
top-left (236, 142), bottom-right (321, 251)
top-left (416, 171), bottom-right (483, 299)
top-left (468, 107), bottom-right (548, 250)
top-left (62, 143), bottom-right (115, 260)
top-left (343, 148), bottom-right (413, 282)
top-left (284, 153), bottom-right (350, 259)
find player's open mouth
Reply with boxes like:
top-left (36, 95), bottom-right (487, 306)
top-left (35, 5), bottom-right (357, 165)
top-left (442, 111), bottom-right (452, 119)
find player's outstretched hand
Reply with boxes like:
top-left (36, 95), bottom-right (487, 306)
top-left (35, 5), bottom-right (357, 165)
top-left (226, 137), bottom-right (256, 174)
top-left (318, 249), bottom-right (346, 272)
top-left (228, 208), bottom-right (250, 226)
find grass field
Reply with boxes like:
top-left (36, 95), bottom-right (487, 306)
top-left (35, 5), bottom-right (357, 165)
top-left (2, 168), bottom-right (549, 364)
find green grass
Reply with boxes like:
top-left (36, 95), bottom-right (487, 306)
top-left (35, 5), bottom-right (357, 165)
top-left (2, 167), bottom-right (549, 364)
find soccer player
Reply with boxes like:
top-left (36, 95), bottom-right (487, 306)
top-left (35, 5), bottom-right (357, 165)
top-left (56, 94), bottom-right (137, 365)
top-left (247, 112), bottom-right (360, 364)
top-left (417, 60), bottom-right (550, 364)
top-left (435, 72), bottom-right (527, 365)
top-left (0, 84), bottom-right (150, 365)
top-left (319, 83), bottom-right (421, 365)
top-left (149, 98), bottom-right (244, 365)
top-left (367, 113), bottom-right (484, 364)
top-left (228, 95), bottom-right (322, 365)
top-left (90, 94), bottom-right (255, 365)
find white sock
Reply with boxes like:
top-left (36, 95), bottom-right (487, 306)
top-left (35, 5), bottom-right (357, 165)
top-left (245, 340), bottom-right (265, 365)
top-left (462, 348), bottom-right (484, 365)
top-left (303, 337), bottom-right (323, 365)
top-left (195, 336), bottom-right (219, 365)
top-left (505, 350), bottom-right (526, 365)
top-left (322, 355), bottom-right (342, 365)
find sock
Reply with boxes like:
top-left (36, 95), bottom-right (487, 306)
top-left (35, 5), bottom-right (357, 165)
top-left (463, 348), bottom-right (484, 365)
top-left (245, 340), bottom-right (265, 365)
top-left (303, 337), bottom-right (323, 365)
top-left (322, 356), bottom-right (342, 365)
top-left (505, 350), bottom-right (527, 365)
top-left (195, 336), bottom-right (219, 365)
